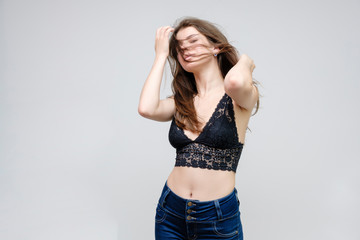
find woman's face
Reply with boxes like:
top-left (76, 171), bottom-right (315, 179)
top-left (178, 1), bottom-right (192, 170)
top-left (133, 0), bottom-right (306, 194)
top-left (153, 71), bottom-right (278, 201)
top-left (175, 26), bottom-right (217, 72)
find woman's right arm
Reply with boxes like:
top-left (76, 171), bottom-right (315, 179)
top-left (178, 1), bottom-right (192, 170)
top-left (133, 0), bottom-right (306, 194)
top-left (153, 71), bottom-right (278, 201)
top-left (138, 26), bottom-right (175, 122)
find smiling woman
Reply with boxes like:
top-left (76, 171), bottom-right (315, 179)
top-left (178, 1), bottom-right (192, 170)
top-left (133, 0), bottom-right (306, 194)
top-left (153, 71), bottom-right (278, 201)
top-left (138, 16), bottom-right (261, 240)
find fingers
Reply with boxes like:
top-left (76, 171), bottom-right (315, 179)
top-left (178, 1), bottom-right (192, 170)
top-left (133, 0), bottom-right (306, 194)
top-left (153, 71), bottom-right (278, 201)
top-left (154, 26), bottom-right (175, 57)
top-left (156, 26), bottom-right (174, 39)
top-left (239, 54), bottom-right (255, 72)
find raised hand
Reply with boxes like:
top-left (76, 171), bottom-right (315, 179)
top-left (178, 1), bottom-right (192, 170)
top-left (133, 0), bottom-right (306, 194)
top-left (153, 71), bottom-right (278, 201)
top-left (155, 26), bottom-right (174, 58)
top-left (239, 54), bottom-right (256, 73)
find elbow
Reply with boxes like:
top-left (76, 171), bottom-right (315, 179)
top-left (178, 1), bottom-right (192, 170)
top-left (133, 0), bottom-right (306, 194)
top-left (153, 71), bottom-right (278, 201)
top-left (224, 75), bottom-right (244, 93)
top-left (138, 105), bottom-right (151, 118)
top-left (138, 103), bottom-right (158, 119)
top-left (224, 72), bottom-right (253, 93)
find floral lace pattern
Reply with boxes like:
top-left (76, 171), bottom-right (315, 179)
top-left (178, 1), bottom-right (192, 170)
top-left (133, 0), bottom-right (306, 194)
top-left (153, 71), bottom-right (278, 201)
top-left (175, 142), bottom-right (243, 172)
top-left (170, 93), bottom-right (244, 172)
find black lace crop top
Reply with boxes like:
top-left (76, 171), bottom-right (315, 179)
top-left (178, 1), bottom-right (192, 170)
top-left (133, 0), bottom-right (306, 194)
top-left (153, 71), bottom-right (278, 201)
top-left (168, 93), bottom-right (244, 172)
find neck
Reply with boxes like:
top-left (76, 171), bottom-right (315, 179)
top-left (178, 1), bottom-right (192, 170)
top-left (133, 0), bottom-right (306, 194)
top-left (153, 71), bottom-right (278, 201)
top-left (192, 60), bottom-right (224, 97)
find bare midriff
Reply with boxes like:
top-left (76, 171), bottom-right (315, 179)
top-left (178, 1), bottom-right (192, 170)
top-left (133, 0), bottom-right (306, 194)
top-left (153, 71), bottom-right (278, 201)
top-left (166, 166), bottom-right (236, 201)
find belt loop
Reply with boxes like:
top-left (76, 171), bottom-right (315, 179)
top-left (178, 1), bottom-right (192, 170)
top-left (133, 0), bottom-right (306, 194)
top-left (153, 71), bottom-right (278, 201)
top-left (214, 200), bottom-right (223, 220)
top-left (159, 188), bottom-right (171, 208)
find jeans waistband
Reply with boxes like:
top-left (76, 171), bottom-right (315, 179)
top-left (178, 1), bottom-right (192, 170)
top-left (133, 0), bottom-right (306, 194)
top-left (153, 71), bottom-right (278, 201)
top-left (158, 181), bottom-right (240, 222)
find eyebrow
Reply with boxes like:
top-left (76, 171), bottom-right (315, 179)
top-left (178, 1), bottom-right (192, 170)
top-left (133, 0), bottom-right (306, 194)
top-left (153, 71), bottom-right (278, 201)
top-left (176, 34), bottom-right (199, 42)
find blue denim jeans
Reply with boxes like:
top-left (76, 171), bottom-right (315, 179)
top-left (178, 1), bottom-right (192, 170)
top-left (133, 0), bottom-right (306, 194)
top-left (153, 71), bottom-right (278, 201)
top-left (155, 181), bottom-right (243, 239)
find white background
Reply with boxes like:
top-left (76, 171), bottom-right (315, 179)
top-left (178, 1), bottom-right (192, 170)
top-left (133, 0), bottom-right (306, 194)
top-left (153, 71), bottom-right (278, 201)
top-left (1, 0), bottom-right (359, 239)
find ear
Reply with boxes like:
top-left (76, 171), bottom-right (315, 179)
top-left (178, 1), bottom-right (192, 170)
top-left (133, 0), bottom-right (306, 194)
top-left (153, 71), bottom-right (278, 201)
top-left (213, 46), bottom-right (220, 55)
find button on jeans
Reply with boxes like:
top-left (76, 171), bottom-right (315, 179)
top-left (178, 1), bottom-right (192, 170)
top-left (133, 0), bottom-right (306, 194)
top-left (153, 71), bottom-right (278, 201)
top-left (155, 181), bottom-right (243, 240)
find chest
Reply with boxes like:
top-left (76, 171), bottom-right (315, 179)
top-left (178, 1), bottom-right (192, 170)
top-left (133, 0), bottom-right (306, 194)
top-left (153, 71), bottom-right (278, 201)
top-left (169, 94), bottom-right (244, 149)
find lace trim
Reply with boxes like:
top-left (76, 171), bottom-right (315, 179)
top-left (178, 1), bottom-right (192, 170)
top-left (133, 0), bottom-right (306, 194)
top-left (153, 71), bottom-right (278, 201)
top-left (175, 142), bottom-right (243, 172)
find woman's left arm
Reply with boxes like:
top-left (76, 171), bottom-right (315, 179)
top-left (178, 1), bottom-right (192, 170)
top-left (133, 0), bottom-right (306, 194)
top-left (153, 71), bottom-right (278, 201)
top-left (224, 54), bottom-right (259, 111)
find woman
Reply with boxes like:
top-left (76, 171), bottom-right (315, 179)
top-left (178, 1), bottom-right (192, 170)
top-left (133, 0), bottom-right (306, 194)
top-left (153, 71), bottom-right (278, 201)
top-left (138, 17), bottom-right (260, 240)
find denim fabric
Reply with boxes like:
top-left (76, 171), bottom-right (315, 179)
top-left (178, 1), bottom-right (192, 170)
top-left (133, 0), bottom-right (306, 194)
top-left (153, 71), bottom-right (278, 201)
top-left (155, 181), bottom-right (243, 240)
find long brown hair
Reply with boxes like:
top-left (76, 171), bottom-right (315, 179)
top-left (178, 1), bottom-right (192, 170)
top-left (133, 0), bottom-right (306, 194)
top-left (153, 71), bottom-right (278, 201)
top-left (168, 17), bottom-right (260, 133)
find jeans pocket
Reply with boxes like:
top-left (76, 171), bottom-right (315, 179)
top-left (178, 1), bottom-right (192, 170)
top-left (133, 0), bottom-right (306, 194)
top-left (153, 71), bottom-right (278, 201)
top-left (155, 204), bottom-right (168, 224)
top-left (212, 211), bottom-right (240, 238)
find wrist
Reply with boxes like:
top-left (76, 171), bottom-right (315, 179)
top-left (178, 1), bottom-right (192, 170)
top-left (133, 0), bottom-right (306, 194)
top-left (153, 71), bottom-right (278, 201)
top-left (155, 53), bottom-right (169, 61)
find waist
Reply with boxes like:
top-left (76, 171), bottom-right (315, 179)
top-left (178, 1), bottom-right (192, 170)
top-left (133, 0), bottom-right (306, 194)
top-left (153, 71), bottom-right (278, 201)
top-left (167, 166), bottom-right (235, 201)
top-left (157, 180), bottom-right (240, 221)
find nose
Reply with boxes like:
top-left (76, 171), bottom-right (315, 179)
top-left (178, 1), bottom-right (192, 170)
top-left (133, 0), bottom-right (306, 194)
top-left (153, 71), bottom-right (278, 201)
top-left (177, 47), bottom-right (189, 58)
top-left (178, 45), bottom-right (188, 53)
top-left (180, 43), bottom-right (195, 54)
top-left (180, 50), bottom-right (193, 60)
